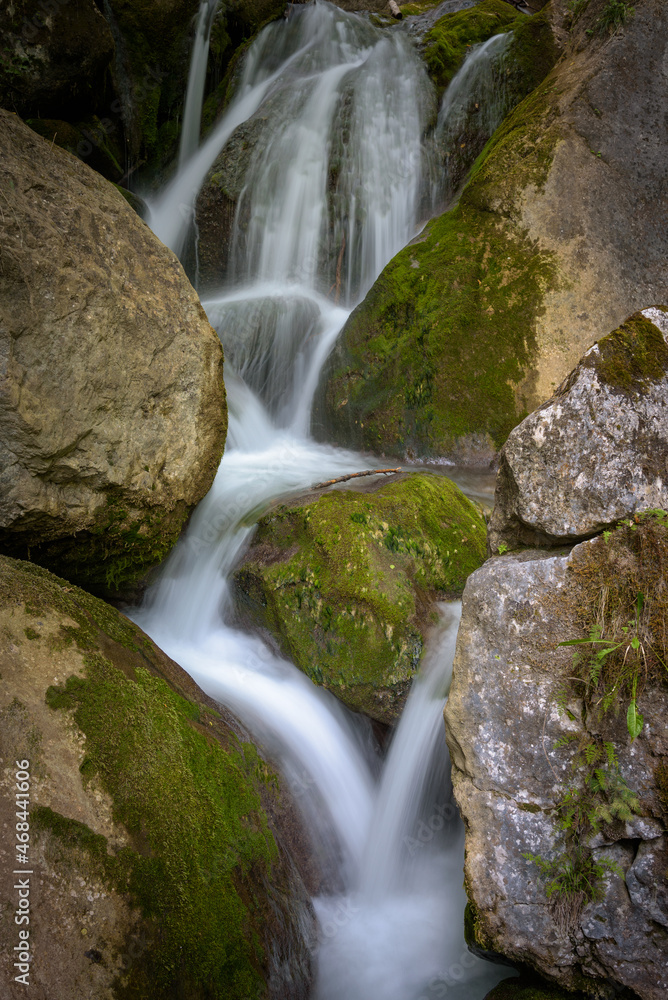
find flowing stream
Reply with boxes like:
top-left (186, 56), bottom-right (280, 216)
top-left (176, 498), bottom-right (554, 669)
top-left (135, 2), bottom-right (513, 996)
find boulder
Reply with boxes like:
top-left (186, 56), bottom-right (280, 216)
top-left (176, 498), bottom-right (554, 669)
top-left (445, 517), bottom-right (668, 999)
top-left (0, 0), bottom-right (114, 119)
top-left (0, 110), bottom-right (227, 596)
top-left (233, 472), bottom-right (486, 723)
top-left (488, 306), bottom-right (668, 554)
top-left (0, 555), bottom-right (314, 1000)
top-left (316, 0), bottom-right (668, 462)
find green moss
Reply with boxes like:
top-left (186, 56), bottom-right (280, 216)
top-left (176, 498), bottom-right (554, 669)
top-left (319, 56), bottom-right (563, 459)
top-left (0, 555), bottom-right (156, 658)
top-left (584, 312), bottom-right (668, 393)
top-left (423, 0), bottom-right (523, 94)
top-left (235, 474), bottom-right (486, 720)
top-left (32, 805), bottom-right (110, 860)
top-left (44, 648), bottom-right (277, 999)
top-left (12, 492), bottom-right (194, 596)
top-left (321, 196), bottom-right (556, 457)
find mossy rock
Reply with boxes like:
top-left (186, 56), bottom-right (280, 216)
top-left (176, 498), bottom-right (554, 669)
top-left (233, 473), bottom-right (486, 723)
top-left (0, 555), bottom-right (313, 999)
top-left (315, 12), bottom-right (562, 461)
top-left (422, 0), bottom-right (524, 94)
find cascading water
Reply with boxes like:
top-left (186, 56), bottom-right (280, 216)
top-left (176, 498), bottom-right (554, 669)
top-left (178, 0), bottom-right (219, 166)
top-left (434, 31), bottom-right (514, 200)
top-left (135, 2), bottom-right (513, 996)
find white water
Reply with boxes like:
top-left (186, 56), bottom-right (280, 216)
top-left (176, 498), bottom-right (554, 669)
top-left (135, 2), bottom-right (512, 996)
top-left (178, 0), bottom-right (219, 167)
top-left (435, 32), bottom-right (513, 197)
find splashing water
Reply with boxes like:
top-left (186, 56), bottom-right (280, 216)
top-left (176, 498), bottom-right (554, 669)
top-left (135, 3), bottom-right (513, 996)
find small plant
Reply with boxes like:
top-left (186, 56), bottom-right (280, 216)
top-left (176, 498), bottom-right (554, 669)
top-left (558, 591), bottom-right (650, 739)
top-left (597, 0), bottom-right (634, 33)
top-left (566, 0), bottom-right (590, 23)
top-left (523, 847), bottom-right (622, 927)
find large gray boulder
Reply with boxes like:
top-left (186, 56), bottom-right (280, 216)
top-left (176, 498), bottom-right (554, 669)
top-left (0, 110), bottom-right (227, 595)
top-left (445, 533), bottom-right (668, 999)
top-left (488, 306), bottom-right (668, 554)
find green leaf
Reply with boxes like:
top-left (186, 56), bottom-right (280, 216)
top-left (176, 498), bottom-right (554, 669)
top-left (627, 699), bottom-right (644, 740)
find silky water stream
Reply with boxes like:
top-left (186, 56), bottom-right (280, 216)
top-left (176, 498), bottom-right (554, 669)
top-left (135, 3), bottom-right (513, 996)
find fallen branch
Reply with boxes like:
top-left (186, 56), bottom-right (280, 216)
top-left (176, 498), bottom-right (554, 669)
top-left (312, 468), bottom-right (402, 489)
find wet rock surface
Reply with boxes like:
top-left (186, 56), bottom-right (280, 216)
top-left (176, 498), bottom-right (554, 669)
top-left (317, 0), bottom-right (668, 461)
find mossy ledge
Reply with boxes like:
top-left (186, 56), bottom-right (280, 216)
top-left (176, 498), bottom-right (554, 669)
top-left (422, 0), bottom-right (526, 94)
top-left (315, 47), bottom-right (563, 461)
top-left (0, 554), bottom-right (308, 999)
top-left (233, 473), bottom-right (486, 723)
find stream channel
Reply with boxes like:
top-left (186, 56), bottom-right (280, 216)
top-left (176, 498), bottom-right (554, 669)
top-left (133, 3), bottom-right (515, 996)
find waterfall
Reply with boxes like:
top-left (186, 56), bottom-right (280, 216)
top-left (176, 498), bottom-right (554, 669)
top-left (134, 2), bottom-right (513, 996)
top-left (178, 0), bottom-right (219, 167)
top-left (435, 32), bottom-right (514, 199)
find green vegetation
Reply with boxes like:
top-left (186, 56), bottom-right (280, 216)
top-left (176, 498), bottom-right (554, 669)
top-left (0, 554), bottom-right (287, 997)
top-left (45, 652), bottom-right (276, 998)
top-left (0, 553), bottom-right (280, 999)
top-left (597, 0), bottom-right (634, 33)
top-left (235, 474), bottom-right (486, 720)
top-left (423, 0), bottom-right (523, 94)
top-left (319, 23), bottom-right (563, 459)
top-left (18, 491), bottom-right (194, 596)
top-left (566, 0), bottom-right (590, 25)
top-left (583, 312), bottom-right (668, 394)
top-left (525, 513), bottom-right (668, 922)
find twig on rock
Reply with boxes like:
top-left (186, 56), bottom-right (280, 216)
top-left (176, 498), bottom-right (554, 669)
top-left (312, 468), bottom-right (402, 489)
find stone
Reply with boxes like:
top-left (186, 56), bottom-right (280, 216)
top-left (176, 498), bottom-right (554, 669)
top-left (233, 472), bottom-right (486, 723)
top-left (0, 554), bottom-right (314, 1000)
top-left (445, 523), bottom-right (668, 999)
top-left (316, 0), bottom-right (668, 462)
top-left (0, 0), bottom-right (114, 119)
top-left (488, 306), bottom-right (668, 553)
top-left (0, 110), bottom-right (227, 596)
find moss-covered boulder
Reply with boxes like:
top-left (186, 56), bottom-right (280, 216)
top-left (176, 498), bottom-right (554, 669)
top-left (316, 0), bottom-right (668, 462)
top-left (421, 0), bottom-right (526, 94)
top-left (233, 473), bottom-right (486, 723)
top-left (0, 555), bottom-right (314, 999)
top-left (0, 110), bottom-right (227, 597)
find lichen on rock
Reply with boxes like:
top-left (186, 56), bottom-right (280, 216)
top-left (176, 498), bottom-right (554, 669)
top-left (0, 554), bottom-right (314, 1000)
top-left (233, 472), bottom-right (486, 723)
top-left (488, 306), bottom-right (668, 553)
top-left (445, 528), bottom-right (668, 998)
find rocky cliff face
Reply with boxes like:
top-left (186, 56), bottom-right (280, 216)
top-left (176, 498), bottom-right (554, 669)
top-left (0, 555), bottom-right (315, 1000)
top-left (445, 310), bottom-right (668, 998)
top-left (0, 110), bottom-right (227, 596)
top-left (317, 0), bottom-right (668, 462)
